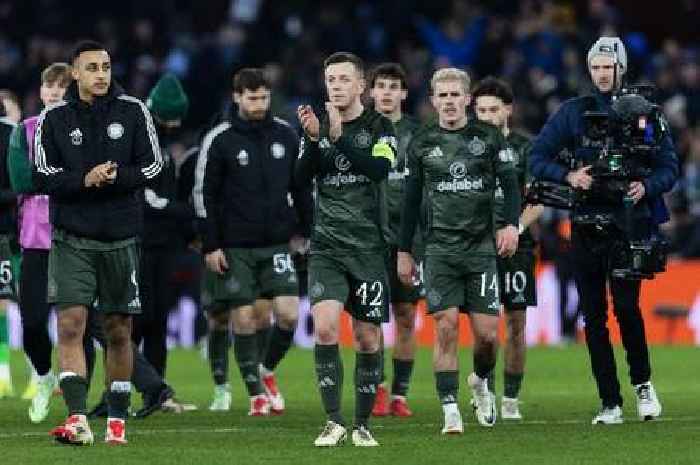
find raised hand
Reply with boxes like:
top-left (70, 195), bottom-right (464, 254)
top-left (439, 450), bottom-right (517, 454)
top-left (325, 102), bottom-right (342, 142)
top-left (565, 165), bottom-right (593, 190)
top-left (297, 105), bottom-right (320, 141)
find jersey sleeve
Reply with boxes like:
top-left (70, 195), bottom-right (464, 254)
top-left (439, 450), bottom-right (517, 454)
top-left (399, 137), bottom-right (423, 251)
top-left (8, 122), bottom-right (35, 194)
top-left (196, 135), bottom-right (226, 253)
top-left (492, 131), bottom-right (520, 228)
top-left (32, 109), bottom-right (87, 199)
top-left (110, 98), bottom-right (163, 192)
top-left (333, 116), bottom-right (395, 182)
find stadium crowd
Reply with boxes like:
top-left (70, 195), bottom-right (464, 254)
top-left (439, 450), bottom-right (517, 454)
top-left (0, 0), bottom-right (698, 257)
top-left (0, 0), bottom-right (693, 446)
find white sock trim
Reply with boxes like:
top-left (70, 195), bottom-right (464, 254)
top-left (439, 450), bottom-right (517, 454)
top-left (259, 365), bottom-right (272, 377)
top-left (58, 371), bottom-right (79, 381)
top-left (442, 402), bottom-right (459, 416)
top-left (110, 381), bottom-right (132, 393)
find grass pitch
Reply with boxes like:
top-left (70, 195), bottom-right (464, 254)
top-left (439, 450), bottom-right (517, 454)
top-left (0, 345), bottom-right (698, 465)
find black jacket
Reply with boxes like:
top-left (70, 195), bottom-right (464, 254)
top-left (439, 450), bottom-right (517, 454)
top-left (142, 134), bottom-right (195, 249)
top-left (0, 118), bottom-right (16, 234)
top-left (33, 81), bottom-right (162, 241)
top-left (176, 145), bottom-right (200, 245)
top-left (194, 108), bottom-right (313, 252)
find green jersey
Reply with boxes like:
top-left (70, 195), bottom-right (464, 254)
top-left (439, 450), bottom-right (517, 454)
top-left (399, 119), bottom-right (521, 256)
top-left (386, 115), bottom-right (420, 246)
top-left (296, 107), bottom-right (397, 254)
top-left (494, 130), bottom-right (536, 250)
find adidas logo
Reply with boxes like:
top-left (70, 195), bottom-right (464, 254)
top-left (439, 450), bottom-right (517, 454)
top-left (357, 385), bottom-right (377, 394)
top-left (318, 377), bottom-right (335, 388)
top-left (428, 146), bottom-right (444, 158)
top-left (319, 138), bottom-right (331, 149)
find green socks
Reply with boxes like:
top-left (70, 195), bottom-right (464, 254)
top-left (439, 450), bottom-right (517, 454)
top-left (256, 327), bottom-right (271, 363)
top-left (391, 359), bottom-right (414, 397)
top-left (208, 329), bottom-right (229, 386)
top-left (354, 352), bottom-right (380, 427)
top-left (107, 381), bottom-right (131, 420)
top-left (59, 373), bottom-right (88, 415)
top-left (314, 344), bottom-right (344, 425)
top-left (262, 325), bottom-right (294, 372)
top-left (484, 370), bottom-right (524, 398)
top-left (0, 312), bottom-right (8, 366)
top-left (504, 371), bottom-right (524, 399)
top-left (435, 370), bottom-right (459, 405)
top-left (486, 368), bottom-right (496, 394)
top-left (233, 334), bottom-right (263, 396)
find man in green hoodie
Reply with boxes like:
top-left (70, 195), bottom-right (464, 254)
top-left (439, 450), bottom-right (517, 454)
top-left (135, 73), bottom-right (195, 378)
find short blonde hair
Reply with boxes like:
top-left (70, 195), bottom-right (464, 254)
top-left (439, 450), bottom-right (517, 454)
top-left (430, 68), bottom-right (470, 94)
top-left (41, 62), bottom-right (72, 87)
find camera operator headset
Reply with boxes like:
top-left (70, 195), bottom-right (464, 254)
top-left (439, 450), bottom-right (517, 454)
top-left (529, 37), bottom-right (679, 425)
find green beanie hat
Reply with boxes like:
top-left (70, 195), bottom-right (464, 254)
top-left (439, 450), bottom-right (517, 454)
top-left (146, 74), bottom-right (189, 122)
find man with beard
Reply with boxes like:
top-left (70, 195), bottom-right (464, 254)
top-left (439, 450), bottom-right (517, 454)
top-left (195, 68), bottom-right (312, 416)
top-left (529, 37), bottom-right (677, 424)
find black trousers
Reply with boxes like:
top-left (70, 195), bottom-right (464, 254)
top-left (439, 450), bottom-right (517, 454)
top-left (19, 249), bottom-right (53, 375)
top-left (85, 312), bottom-right (163, 395)
top-left (571, 224), bottom-right (651, 407)
top-left (555, 253), bottom-right (579, 340)
top-left (132, 246), bottom-right (179, 378)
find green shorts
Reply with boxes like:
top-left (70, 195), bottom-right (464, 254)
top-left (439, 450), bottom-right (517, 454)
top-left (308, 252), bottom-right (389, 324)
top-left (0, 234), bottom-right (19, 300)
top-left (424, 253), bottom-right (500, 315)
top-left (203, 244), bottom-right (298, 313)
top-left (387, 246), bottom-right (425, 304)
top-left (497, 249), bottom-right (537, 311)
top-left (48, 229), bottom-right (140, 314)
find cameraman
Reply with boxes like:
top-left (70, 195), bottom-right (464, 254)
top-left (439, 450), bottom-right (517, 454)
top-left (529, 37), bottom-right (679, 424)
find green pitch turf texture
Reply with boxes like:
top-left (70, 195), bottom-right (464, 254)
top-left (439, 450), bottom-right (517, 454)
top-left (0, 346), bottom-right (697, 464)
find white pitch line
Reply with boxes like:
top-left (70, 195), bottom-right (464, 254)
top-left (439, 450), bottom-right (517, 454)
top-left (1, 417), bottom-right (698, 440)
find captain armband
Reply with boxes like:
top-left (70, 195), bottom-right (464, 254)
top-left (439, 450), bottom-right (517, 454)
top-left (372, 136), bottom-right (398, 166)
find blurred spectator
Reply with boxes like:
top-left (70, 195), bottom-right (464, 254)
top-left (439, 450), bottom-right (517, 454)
top-left (0, 89), bottom-right (21, 123)
top-left (0, 0), bottom-right (697, 259)
top-left (414, 1), bottom-right (487, 68)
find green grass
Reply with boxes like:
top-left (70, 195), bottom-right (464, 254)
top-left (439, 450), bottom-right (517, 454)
top-left (0, 345), bottom-right (698, 464)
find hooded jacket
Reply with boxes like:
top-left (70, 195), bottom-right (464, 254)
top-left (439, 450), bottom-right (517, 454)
top-left (193, 106), bottom-right (313, 253)
top-left (32, 81), bottom-right (162, 241)
top-left (141, 127), bottom-right (195, 249)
